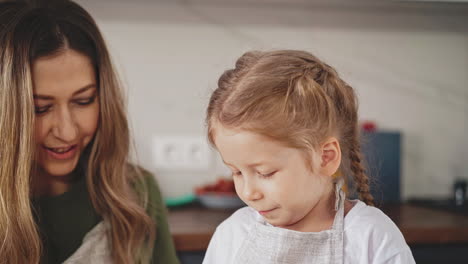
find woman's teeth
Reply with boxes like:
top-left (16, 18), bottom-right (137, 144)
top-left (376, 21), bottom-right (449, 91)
top-left (48, 146), bottom-right (73, 153)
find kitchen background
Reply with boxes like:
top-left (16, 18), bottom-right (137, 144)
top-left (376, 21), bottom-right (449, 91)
top-left (76, 0), bottom-right (468, 202)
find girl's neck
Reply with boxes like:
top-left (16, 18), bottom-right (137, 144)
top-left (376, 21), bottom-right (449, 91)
top-left (282, 185), bottom-right (337, 232)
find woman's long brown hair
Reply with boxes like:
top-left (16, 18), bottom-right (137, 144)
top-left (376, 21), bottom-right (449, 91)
top-left (0, 0), bottom-right (155, 263)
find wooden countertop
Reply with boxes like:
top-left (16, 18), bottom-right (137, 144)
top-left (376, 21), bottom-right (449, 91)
top-left (168, 204), bottom-right (468, 252)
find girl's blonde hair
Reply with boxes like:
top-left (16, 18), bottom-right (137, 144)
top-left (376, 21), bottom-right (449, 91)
top-left (207, 50), bottom-right (374, 206)
top-left (0, 0), bottom-right (154, 263)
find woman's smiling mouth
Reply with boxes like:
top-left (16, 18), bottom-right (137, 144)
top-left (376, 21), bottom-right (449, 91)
top-left (43, 145), bottom-right (78, 160)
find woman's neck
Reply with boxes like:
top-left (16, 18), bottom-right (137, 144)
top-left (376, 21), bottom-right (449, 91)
top-left (32, 168), bottom-right (80, 197)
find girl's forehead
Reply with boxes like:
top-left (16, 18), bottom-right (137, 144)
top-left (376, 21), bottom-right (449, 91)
top-left (214, 126), bottom-right (301, 165)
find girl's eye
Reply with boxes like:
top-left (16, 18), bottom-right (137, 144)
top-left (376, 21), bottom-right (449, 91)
top-left (35, 105), bottom-right (51, 114)
top-left (259, 171), bottom-right (276, 178)
top-left (75, 95), bottom-right (96, 106)
top-left (232, 171), bottom-right (242, 177)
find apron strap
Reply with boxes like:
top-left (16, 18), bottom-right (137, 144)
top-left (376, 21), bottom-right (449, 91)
top-left (331, 178), bottom-right (346, 231)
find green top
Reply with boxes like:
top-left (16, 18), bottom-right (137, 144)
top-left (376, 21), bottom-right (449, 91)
top-left (32, 172), bottom-right (180, 264)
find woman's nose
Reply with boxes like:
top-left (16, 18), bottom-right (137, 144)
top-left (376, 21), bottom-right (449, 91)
top-left (52, 107), bottom-right (78, 143)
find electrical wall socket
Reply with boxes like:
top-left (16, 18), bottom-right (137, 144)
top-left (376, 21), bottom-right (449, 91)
top-left (152, 135), bottom-right (211, 170)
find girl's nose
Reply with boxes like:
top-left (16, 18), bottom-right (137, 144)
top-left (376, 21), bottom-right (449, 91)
top-left (242, 178), bottom-right (263, 201)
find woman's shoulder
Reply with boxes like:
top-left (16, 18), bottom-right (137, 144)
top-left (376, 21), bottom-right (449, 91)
top-left (127, 165), bottom-right (161, 195)
top-left (343, 200), bottom-right (415, 263)
top-left (126, 165), bottom-right (164, 214)
top-left (126, 165), bottom-right (180, 263)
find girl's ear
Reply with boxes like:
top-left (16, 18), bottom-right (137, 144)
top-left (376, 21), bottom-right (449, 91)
top-left (319, 137), bottom-right (341, 177)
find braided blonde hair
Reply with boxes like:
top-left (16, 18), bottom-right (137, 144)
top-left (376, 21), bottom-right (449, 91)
top-left (206, 50), bottom-right (374, 205)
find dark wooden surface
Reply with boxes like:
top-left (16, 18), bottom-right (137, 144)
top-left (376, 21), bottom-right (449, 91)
top-left (168, 204), bottom-right (468, 252)
top-left (169, 206), bottom-right (236, 251)
top-left (383, 204), bottom-right (468, 244)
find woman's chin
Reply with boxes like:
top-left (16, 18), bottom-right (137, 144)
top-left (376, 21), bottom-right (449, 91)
top-left (39, 161), bottom-right (79, 178)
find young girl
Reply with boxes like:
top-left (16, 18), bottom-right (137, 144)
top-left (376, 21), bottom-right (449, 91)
top-left (0, 0), bottom-right (178, 263)
top-left (203, 50), bottom-right (415, 263)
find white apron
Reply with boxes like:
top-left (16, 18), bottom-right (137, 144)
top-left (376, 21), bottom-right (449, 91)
top-left (62, 221), bottom-right (112, 264)
top-left (233, 179), bottom-right (345, 264)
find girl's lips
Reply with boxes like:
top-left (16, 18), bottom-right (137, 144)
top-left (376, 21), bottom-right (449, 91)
top-left (259, 208), bottom-right (277, 216)
top-left (44, 145), bottom-right (78, 160)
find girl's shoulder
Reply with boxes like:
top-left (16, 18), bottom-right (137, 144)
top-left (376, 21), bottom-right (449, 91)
top-left (216, 206), bottom-right (258, 234)
top-left (203, 206), bottom-right (257, 263)
top-left (344, 200), bottom-right (401, 233)
top-left (343, 200), bottom-right (415, 263)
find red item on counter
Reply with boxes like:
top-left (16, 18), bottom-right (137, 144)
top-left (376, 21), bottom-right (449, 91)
top-left (361, 121), bottom-right (377, 132)
top-left (195, 178), bottom-right (236, 195)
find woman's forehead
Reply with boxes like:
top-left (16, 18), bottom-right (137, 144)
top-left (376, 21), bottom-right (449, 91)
top-left (32, 49), bottom-right (96, 98)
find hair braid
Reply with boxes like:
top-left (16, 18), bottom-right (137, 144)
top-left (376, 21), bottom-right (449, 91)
top-left (348, 132), bottom-right (374, 206)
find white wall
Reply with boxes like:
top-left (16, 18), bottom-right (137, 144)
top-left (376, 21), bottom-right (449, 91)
top-left (77, 0), bottom-right (468, 199)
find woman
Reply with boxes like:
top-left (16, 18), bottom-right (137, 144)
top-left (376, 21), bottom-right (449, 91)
top-left (0, 0), bottom-right (179, 263)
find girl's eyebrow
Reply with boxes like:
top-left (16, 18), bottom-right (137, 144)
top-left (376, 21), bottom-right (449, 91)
top-left (33, 84), bottom-right (96, 100)
top-left (223, 160), bottom-right (265, 168)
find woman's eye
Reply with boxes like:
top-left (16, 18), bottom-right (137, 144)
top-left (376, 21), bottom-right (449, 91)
top-left (35, 105), bottom-right (51, 114)
top-left (75, 96), bottom-right (96, 106)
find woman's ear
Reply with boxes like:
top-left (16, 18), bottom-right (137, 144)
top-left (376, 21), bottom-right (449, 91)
top-left (319, 137), bottom-right (341, 177)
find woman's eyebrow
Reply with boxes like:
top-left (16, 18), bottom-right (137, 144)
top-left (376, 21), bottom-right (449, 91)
top-left (33, 84), bottom-right (96, 100)
top-left (72, 84), bottom-right (96, 96)
top-left (33, 94), bottom-right (53, 100)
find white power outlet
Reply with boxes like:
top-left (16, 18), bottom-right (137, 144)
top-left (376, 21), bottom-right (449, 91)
top-left (152, 135), bottom-right (211, 170)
